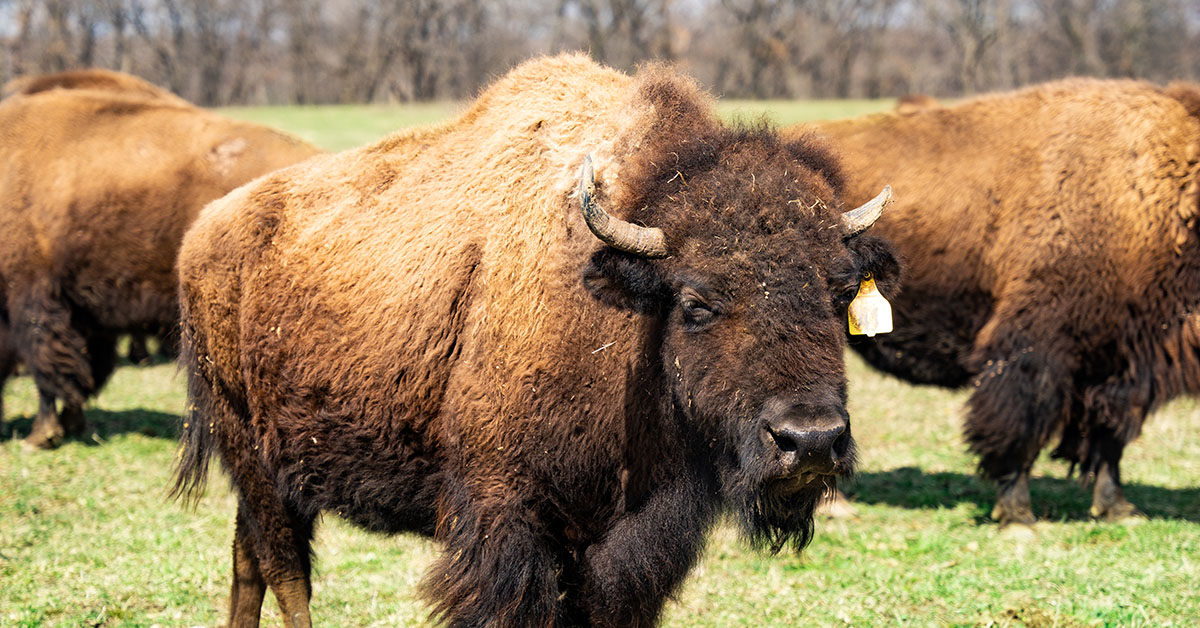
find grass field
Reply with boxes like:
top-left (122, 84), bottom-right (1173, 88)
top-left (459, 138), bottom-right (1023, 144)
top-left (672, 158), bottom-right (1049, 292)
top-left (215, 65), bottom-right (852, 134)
top-left (217, 100), bottom-right (894, 152)
top-left (3, 101), bottom-right (1199, 627)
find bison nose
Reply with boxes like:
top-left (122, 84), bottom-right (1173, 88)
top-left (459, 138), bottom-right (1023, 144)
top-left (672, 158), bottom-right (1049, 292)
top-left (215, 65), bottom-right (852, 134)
top-left (759, 399), bottom-right (850, 476)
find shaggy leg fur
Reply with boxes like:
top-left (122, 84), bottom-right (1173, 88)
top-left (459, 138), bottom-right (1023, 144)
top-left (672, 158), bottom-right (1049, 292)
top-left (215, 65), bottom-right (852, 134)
top-left (12, 279), bottom-right (94, 405)
top-left (581, 463), bottom-right (721, 626)
top-left (423, 465), bottom-right (719, 628)
top-left (966, 337), bottom-right (1072, 527)
top-left (12, 279), bottom-right (116, 448)
top-left (423, 476), bottom-right (562, 627)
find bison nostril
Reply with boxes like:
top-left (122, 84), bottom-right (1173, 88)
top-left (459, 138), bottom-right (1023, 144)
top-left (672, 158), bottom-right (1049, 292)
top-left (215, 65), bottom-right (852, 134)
top-left (766, 426), bottom-right (799, 454)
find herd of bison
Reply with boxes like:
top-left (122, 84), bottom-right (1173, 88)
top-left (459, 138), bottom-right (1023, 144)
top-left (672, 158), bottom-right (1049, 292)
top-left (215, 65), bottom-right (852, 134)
top-left (2, 54), bottom-right (1198, 627)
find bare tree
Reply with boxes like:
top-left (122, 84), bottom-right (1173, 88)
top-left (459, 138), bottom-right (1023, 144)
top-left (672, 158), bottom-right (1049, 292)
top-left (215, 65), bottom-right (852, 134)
top-left (558, 0), bottom-right (673, 71)
top-left (1, 0), bottom-right (1198, 105)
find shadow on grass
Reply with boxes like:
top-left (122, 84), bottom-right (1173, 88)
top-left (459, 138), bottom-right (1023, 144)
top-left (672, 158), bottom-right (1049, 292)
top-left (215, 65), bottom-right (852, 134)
top-left (3, 408), bottom-right (179, 444)
top-left (845, 466), bottom-right (1200, 523)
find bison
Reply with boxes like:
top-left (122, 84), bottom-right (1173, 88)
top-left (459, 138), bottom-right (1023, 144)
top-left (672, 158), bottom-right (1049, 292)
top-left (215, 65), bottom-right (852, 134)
top-left (798, 78), bottom-right (1200, 526)
top-left (894, 93), bottom-right (941, 115)
top-left (172, 54), bottom-right (900, 627)
top-left (0, 69), bottom-right (320, 448)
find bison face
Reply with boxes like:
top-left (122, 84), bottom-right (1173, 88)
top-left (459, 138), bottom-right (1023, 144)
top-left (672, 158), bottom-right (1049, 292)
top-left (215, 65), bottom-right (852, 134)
top-left (580, 141), bottom-right (899, 552)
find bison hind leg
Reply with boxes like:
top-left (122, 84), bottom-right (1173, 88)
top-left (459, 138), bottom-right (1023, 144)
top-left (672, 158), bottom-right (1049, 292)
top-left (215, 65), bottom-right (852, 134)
top-left (181, 359), bottom-right (316, 626)
top-left (229, 507), bottom-right (268, 628)
top-left (226, 473), bottom-right (317, 628)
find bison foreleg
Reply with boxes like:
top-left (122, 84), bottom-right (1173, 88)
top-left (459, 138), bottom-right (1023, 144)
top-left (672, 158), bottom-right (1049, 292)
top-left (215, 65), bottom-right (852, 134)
top-left (11, 279), bottom-right (103, 448)
top-left (23, 389), bottom-right (66, 449)
top-left (582, 465), bottom-right (720, 626)
top-left (990, 470), bottom-right (1035, 527)
top-left (965, 341), bottom-right (1073, 527)
top-left (422, 478), bottom-right (561, 628)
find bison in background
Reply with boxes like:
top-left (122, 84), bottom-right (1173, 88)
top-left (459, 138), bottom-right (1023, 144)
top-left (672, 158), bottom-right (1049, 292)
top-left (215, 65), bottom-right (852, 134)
top-left (894, 93), bottom-right (941, 114)
top-left (0, 69), bottom-right (321, 449)
top-left (172, 54), bottom-right (900, 627)
top-left (797, 78), bottom-right (1200, 527)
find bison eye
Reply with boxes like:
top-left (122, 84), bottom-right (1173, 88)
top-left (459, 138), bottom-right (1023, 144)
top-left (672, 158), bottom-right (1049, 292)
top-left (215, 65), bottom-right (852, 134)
top-left (680, 297), bottom-right (718, 329)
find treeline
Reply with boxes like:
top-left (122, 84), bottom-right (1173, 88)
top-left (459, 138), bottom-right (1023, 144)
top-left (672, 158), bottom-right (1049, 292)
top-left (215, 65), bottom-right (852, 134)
top-left (4, 0), bottom-right (1199, 106)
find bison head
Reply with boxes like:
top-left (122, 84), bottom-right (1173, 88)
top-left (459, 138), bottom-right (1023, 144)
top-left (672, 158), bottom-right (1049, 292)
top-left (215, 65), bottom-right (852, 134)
top-left (581, 126), bottom-right (899, 552)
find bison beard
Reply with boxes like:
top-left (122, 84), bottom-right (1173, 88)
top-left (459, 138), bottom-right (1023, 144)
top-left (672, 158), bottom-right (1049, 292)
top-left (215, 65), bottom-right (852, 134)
top-left (728, 453), bottom-right (829, 553)
top-left (174, 55), bottom-right (899, 628)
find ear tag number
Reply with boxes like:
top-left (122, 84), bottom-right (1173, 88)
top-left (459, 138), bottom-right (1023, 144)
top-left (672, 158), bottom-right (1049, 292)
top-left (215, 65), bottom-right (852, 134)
top-left (848, 273), bottom-right (893, 337)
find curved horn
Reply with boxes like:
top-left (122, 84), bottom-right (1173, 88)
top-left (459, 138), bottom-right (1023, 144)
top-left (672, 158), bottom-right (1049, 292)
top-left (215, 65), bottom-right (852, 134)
top-left (841, 185), bottom-right (892, 237)
top-left (578, 154), bottom-right (669, 258)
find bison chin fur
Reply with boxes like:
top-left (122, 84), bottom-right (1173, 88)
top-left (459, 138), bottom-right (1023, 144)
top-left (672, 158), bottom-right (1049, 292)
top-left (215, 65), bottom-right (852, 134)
top-left (725, 429), bottom-right (857, 554)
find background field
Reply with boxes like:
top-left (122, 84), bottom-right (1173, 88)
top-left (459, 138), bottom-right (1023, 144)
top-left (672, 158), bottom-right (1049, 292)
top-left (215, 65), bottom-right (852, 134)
top-left (3, 102), bottom-right (1199, 627)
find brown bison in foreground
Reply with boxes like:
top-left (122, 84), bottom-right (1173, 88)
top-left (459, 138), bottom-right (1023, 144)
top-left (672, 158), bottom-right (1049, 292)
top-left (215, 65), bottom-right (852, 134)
top-left (173, 54), bottom-right (899, 627)
top-left (799, 78), bottom-right (1200, 526)
top-left (0, 69), bottom-right (320, 448)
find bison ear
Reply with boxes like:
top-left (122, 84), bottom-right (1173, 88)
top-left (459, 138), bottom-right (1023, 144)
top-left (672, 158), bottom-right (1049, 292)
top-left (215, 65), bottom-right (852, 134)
top-left (846, 234), bottom-right (903, 299)
top-left (583, 248), bottom-right (668, 313)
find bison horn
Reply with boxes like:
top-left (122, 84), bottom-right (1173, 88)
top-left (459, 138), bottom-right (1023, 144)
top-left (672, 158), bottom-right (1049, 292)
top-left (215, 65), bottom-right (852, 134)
top-left (578, 154), bottom-right (669, 258)
top-left (841, 185), bottom-right (892, 237)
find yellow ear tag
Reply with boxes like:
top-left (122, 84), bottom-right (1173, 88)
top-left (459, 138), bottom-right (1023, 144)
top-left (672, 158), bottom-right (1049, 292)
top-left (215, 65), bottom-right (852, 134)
top-left (848, 273), bottom-right (893, 337)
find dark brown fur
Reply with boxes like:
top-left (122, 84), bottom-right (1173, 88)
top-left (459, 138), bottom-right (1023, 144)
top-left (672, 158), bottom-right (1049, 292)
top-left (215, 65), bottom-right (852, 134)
top-left (174, 54), bottom-right (900, 627)
top-left (0, 69), bottom-right (320, 448)
top-left (801, 78), bottom-right (1200, 525)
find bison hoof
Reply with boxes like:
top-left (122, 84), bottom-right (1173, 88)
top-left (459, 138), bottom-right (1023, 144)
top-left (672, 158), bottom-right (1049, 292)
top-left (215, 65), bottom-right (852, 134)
top-left (1089, 500), bottom-right (1146, 524)
top-left (990, 502), bottom-right (1036, 527)
top-left (22, 427), bottom-right (65, 451)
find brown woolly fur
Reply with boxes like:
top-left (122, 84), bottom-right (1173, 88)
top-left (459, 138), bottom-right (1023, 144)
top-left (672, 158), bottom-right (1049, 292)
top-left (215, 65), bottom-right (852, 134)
top-left (174, 54), bottom-right (900, 628)
top-left (0, 69), bottom-right (320, 449)
top-left (799, 77), bottom-right (1200, 526)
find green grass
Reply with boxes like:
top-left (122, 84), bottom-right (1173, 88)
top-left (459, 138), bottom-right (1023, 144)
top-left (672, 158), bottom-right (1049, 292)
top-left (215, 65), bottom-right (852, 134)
top-left (218, 103), bottom-right (462, 152)
top-left (216, 100), bottom-right (894, 153)
top-left (3, 101), bottom-right (1199, 626)
top-left (4, 354), bottom-right (1198, 627)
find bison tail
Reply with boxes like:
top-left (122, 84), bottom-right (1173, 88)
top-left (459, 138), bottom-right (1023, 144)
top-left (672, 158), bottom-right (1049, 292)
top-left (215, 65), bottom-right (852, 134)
top-left (170, 318), bottom-right (224, 507)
